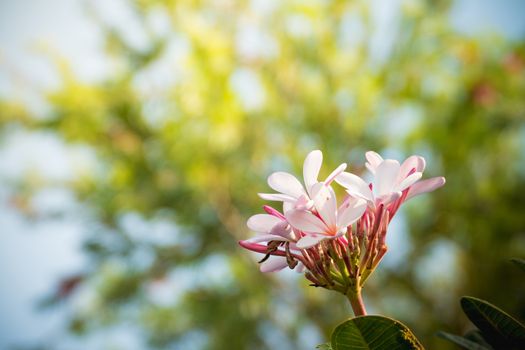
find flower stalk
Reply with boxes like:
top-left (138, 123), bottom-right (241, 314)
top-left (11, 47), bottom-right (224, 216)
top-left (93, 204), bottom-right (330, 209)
top-left (347, 288), bottom-right (367, 316)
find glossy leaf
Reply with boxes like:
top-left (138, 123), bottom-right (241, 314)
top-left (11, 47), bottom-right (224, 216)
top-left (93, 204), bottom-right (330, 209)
top-left (437, 331), bottom-right (491, 350)
top-left (464, 329), bottom-right (493, 349)
top-left (510, 258), bottom-right (525, 273)
top-left (460, 296), bottom-right (525, 348)
top-left (331, 315), bottom-right (424, 350)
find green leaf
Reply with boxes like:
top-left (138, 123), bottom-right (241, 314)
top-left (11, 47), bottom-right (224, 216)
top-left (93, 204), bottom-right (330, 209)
top-left (510, 258), bottom-right (525, 273)
top-left (316, 343), bottom-right (333, 349)
top-left (331, 315), bottom-right (424, 350)
top-left (463, 329), bottom-right (493, 348)
top-left (436, 331), bottom-right (492, 350)
top-left (460, 296), bottom-right (525, 348)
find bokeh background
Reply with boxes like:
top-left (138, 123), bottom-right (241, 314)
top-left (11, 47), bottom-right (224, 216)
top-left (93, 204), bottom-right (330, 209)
top-left (1, 0), bottom-right (525, 349)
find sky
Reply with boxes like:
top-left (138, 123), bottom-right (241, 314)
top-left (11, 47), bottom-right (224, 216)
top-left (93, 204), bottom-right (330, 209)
top-left (0, 0), bottom-right (524, 349)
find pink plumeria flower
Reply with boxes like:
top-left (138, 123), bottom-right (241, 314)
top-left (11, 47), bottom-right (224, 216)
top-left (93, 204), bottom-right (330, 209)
top-left (244, 206), bottom-right (304, 272)
top-left (246, 206), bottom-right (298, 243)
top-left (336, 151), bottom-right (445, 207)
top-left (258, 150), bottom-right (347, 211)
top-left (285, 186), bottom-right (367, 249)
top-left (240, 148), bottom-right (446, 292)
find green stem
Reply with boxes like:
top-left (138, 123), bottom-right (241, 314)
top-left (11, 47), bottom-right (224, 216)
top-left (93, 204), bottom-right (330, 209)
top-left (360, 268), bottom-right (372, 286)
top-left (347, 288), bottom-right (367, 317)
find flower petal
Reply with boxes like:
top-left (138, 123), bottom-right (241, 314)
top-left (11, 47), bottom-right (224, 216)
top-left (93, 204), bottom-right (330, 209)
top-left (283, 201), bottom-right (294, 213)
top-left (258, 193), bottom-right (296, 202)
top-left (378, 191), bottom-right (402, 205)
top-left (311, 183), bottom-right (337, 228)
top-left (395, 171), bottom-right (422, 192)
top-left (295, 195), bottom-right (314, 210)
top-left (263, 205), bottom-right (286, 220)
top-left (260, 256), bottom-right (289, 273)
top-left (296, 234), bottom-right (327, 249)
top-left (335, 172), bottom-right (374, 202)
top-left (268, 172), bottom-right (306, 198)
top-left (303, 150), bottom-right (323, 195)
top-left (270, 221), bottom-right (293, 239)
top-left (247, 214), bottom-right (282, 233)
top-left (294, 262), bottom-right (306, 273)
top-left (365, 151), bottom-right (383, 174)
top-left (337, 198), bottom-right (367, 228)
top-left (285, 209), bottom-right (327, 234)
top-left (406, 176), bottom-right (446, 199)
top-left (398, 155), bottom-right (426, 181)
top-left (324, 163), bottom-right (347, 185)
top-left (287, 242), bottom-right (302, 252)
top-left (247, 234), bottom-right (286, 243)
top-left (374, 159), bottom-right (400, 197)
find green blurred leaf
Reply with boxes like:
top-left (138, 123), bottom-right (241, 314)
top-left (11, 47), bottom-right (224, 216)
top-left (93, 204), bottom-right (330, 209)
top-left (464, 329), bottom-right (494, 349)
top-left (437, 331), bottom-right (492, 350)
top-left (460, 296), bottom-right (525, 349)
top-left (510, 258), bottom-right (525, 273)
top-left (330, 315), bottom-right (424, 350)
top-left (316, 343), bottom-right (333, 349)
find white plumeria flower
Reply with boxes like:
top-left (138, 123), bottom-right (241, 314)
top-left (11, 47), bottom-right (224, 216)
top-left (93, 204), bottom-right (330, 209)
top-left (336, 151), bottom-right (444, 207)
top-left (258, 150), bottom-right (347, 211)
top-left (285, 185), bottom-right (367, 249)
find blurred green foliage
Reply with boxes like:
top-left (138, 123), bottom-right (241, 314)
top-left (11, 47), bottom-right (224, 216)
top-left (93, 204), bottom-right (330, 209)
top-left (439, 294), bottom-right (525, 349)
top-left (1, 0), bottom-right (525, 348)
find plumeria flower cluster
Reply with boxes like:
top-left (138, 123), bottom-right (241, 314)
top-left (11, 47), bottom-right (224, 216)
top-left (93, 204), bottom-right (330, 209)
top-left (239, 150), bottom-right (445, 311)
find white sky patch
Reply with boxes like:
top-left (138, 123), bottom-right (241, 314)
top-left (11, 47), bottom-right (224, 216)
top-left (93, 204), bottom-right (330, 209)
top-left (285, 14), bottom-right (314, 38)
top-left (382, 210), bottom-right (412, 270)
top-left (259, 320), bottom-right (295, 350)
top-left (334, 89), bottom-right (356, 114)
top-left (0, 0), bottom-right (110, 111)
top-left (119, 211), bottom-right (180, 246)
top-left (369, 0), bottom-right (401, 65)
top-left (385, 103), bottom-right (423, 145)
top-left (339, 9), bottom-right (367, 50)
top-left (55, 323), bottom-right (148, 350)
top-left (146, 5), bottom-right (174, 38)
top-left (146, 254), bottom-right (233, 307)
top-left (249, 0), bottom-right (280, 17)
top-left (0, 127), bottom-right (95, 348)
top-left (0, 130), bottom-right (74, 182)
top-left (146, 276), bottom-right (180, 307)
top-left (0, 204), bottom-right (86, 349)
top-left (450, 0), bottom-right (525, 40)
top-left (297, 322), bottom-right (324, 349)
top-left (172, 330), bottom-right (209, 350)
top-left (414, 238), bottom-right (464, 315)
top-left (91, 0), bottom-right (150, 52)
top-left (229, 68), bottom-right (266, 111)
top-left (416, 239), bottom-right (462, 283)
top-left (0, 128), bottom-right (98, 182)
top-left (30, 187), bottom-right (78, 215)
top-left (235, 21), bottom-right (279, 60)
top-left (133, 35), bottom-right (191, 96)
